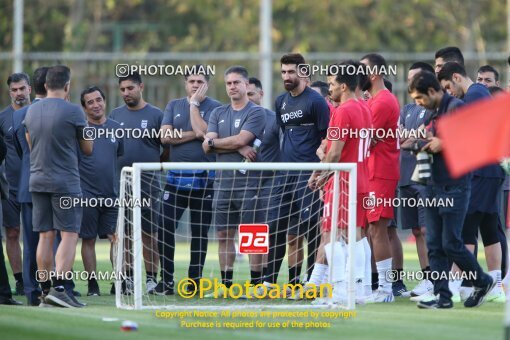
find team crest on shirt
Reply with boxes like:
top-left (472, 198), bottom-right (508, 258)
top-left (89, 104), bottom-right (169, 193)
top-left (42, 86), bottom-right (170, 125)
top-left (163, 191), bottom-right (170, 200)
top-left (175, 114), bottom-right (181, 119)
top-left (141, 120), bottom-right (148, 128)
top-left (111, 136), bottom-right (116, 143)
top-left (419, 110), bottom-right (425, 119)
top-left (281, 102), bottom-right (286, 110)
top-left (200, 111), bottom-right (205, 117)
top-left (234, 119), bottom-right (240, 128)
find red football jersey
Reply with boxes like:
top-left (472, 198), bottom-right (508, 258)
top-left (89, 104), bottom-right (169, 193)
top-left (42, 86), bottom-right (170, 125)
top-left (326, 98), bottom-right (371, 193)
top-left (366, 89), bottom-right (400, 180)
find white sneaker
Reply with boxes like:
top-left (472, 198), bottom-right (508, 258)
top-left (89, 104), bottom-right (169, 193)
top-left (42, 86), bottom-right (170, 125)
top-left (311, 297), bottom-right (331, 305)
top-left (366, 289), bottom-right (394, 303)
top-left (146, 278), bottom-right (157, 294)
top-left (331, 283), bottom-right (347, 305)
top-left (459, 286), bottom-right (473, 302)
top-left (204, 286), bottom-right (229, 298)
top-left (410, 280), bottom-right (433, 297)
top-left (487, 286), bottom-right (506, 303)
top-left (255, 282), bottom-right (273, 299)
top-left (410, 291), bottom-right (437, 302)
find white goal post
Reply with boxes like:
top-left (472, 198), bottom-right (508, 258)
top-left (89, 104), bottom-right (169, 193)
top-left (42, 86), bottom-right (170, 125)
top-left (115, 162), bottom-right (357, 310)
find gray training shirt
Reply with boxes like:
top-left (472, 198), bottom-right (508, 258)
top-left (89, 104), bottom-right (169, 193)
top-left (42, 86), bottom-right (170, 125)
top-left (109, 103), bottom-right (163, 170)
top-left (207, 101), bottom-right (266, 163)
top-left (162, 96), bottom-right (222, 162)
top-left (24, 98), bottom-right (87, 193)
top-left (79, 119), bottom-right (124, 198)
top-left (207, 101), bottom-right (266, 188)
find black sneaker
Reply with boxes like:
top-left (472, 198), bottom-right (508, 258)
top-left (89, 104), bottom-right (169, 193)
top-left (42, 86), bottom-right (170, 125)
top-left (110, 283), bottom-right (116, 295)
top-left (72, 290), bottom-right (81, 297)
top-left (417, 298), bottom-right (453, 309)
top-left (14, 280), bottom-right (24, 296)
top-left (464, 276), bottom-right (496, 308)
top-left (87, 280), bottom-right (101, 296)
top-left (45, 288), bottom-right (83, 308)
top-left (154, 281), bottom-right (174, 296)
top-left (392, 281), bottom-right (410, 297)
top-left (68, 291), bottom-right (86, 307)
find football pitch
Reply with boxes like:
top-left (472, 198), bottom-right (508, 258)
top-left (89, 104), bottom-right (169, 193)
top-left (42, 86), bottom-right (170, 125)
top-left (0, 241), bottom-right (505, 340)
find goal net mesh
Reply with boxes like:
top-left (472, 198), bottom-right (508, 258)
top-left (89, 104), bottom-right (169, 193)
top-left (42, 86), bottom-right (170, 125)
top-left (114, 162), bottom-right (357, 310)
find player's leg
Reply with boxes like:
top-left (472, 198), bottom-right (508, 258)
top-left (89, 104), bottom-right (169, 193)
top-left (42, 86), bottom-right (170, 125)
top-left (140, 174), bottom-right (161, 292)
top-left (188, 186), bottom-right (212, 283)
top-left (3, 196), bottom-right (22, 295)
top-left (295, 172), bottom-right (321, 284)
top-left (211, 189), bottom-right (236, 293)
top-left (439, 186), bottom-right (494, 308)
top-left (156, 185), bottom-right (185, 294)
top-left (20, 202), bottom-right (41, 305)
top-left (80, 206), bottom-right (100, 296)
top-left (263, 175), bottom-right (289, 285)
top-left (400, 184), bottom-right (432, 298)
top-left (478, 213), bottom-right (504, 301)
top-left (45, 193), bottom-right (84, 308)
top-left (33, 193), bottom-right (55, 297)
top-left (388, 221), bottom-right (407, 296)
top-left (417, 191), bottom-right (452, 309)
top-left (141, 197), bottom-right (161, 294)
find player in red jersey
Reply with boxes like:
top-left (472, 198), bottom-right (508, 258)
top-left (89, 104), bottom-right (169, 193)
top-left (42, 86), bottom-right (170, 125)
top-left (307, 61), bottom-right (372, 304)
top-left (360, 53), bottom-right (400, 303)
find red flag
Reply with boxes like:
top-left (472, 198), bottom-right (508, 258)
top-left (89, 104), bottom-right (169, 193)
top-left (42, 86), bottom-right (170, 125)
top-left (437, 92), bottom-right (510, 178)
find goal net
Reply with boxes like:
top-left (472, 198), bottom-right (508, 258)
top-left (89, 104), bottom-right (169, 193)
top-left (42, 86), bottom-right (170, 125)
top-left (114, 162), bottom-right (357, 310)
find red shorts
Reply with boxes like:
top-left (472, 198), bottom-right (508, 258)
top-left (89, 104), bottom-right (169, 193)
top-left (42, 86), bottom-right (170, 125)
top-left (366, 178), bottom-right (398, 223)
top-left (321, 179), bottom-right (367, 232)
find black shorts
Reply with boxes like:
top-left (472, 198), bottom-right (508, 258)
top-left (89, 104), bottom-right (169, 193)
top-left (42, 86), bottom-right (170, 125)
top-left (2, 191), bottom-right (20, 228)
top-left (32, 192), bottom-right (82, 233)
top-left (399, 184), bottom-right (426, 229)
top-left (80, 205), bottom-right (118, 239)
top-left (269, 172), bottom-right (321, 236)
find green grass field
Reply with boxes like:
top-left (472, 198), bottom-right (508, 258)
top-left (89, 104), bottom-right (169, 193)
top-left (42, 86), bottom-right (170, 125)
top-left (0, 241), bottom-right (505, 340)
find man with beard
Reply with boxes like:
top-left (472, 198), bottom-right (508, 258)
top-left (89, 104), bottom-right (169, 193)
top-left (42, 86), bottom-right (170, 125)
top-left (307, 61), bottom-right (372, 305)
top-left (360, 53), bottom-right (400, 303)
top-left (110, 71), bottom-right (165, 295)
top-left (157, 67), bottom-right (221, 295)
top-left (261, 54), bottom-right (329, 296)
top-left (12, 67), bottom-right (48, 305)
top-left (409, 71), bottom-right (495, 309)
top-left (438, 62), bottom-right (506, 302)
top-left (0, 73), bottom-right (31, 296)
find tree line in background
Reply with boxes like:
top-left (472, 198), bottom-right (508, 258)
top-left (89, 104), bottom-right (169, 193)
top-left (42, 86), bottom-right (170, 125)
top-left (0, 0), bottom-right (506, 55)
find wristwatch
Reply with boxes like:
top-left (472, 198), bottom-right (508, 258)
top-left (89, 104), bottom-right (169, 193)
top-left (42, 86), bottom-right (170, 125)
top-left (190, 99), bottom-right (200, 107)
top-left (208, 139), bottom-right (215, 148)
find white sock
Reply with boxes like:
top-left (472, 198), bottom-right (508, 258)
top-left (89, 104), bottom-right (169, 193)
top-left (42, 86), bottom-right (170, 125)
top-left (449, 279), bottom-right (462, 294)
top-left (376, 258), bottom-right (392, 292)
top-left (489, 270), bottom-right (502, 291)
top-left (324, 241), bottom-right (346, 283)
top-left (362, 237), bottom-right (372, 295)
top-left (308, 263), bottom-right (328, 286)
top-left (503, 269), bottom-right (510, 290)
top-left (322, 270), bottom-right (329, 284)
